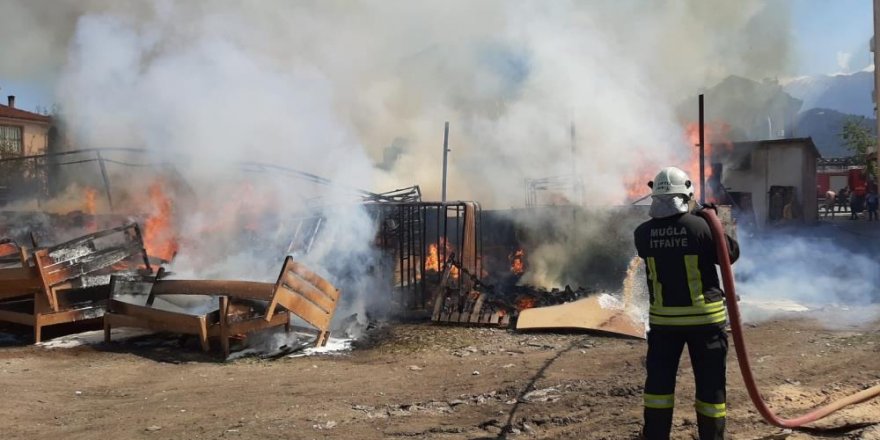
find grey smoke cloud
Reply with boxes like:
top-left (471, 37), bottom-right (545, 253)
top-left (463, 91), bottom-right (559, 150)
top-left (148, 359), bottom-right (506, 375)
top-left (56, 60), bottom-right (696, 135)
top-left (2, 0), bottom-right (796, 205)
top-left (735, 232), bottom-right (880, 326)
top-left (1, 1), bottom-right (802, 298)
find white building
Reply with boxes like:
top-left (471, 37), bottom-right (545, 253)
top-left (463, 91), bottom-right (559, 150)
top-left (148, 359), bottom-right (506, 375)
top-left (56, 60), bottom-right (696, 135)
top-left (713, 137), bottom-right (820, 229)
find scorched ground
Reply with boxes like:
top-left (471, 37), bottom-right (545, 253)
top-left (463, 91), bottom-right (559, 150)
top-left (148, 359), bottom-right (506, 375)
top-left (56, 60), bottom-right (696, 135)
top-left (0, 319), bottom-right (877, 439)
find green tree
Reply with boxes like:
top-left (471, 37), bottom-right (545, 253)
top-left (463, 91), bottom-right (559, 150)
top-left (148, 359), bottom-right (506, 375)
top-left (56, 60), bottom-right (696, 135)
top-left (839, 117), bottom-right (877, 177)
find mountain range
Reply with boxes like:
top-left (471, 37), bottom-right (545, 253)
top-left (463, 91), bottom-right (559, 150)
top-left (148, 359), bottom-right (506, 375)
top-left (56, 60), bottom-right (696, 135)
top-left (693, 71), bottom-right (877, 158)
top-left (783, 70), bottom-right (874, 118)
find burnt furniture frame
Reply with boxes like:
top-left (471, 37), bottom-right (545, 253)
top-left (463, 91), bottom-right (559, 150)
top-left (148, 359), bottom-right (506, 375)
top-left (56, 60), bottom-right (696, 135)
top-left (104, 256), bottom-right (340, 358)
top-left (0, 223), bottom-right (152, 342)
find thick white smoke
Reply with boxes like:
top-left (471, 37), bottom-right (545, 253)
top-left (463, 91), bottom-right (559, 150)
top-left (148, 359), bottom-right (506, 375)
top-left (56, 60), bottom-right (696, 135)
top-left (4, 1), bottom-right (796, 205)
top-left (735, 232), bottom-right (880, 327)
top-left (0, 1), bottom-right (806, 317)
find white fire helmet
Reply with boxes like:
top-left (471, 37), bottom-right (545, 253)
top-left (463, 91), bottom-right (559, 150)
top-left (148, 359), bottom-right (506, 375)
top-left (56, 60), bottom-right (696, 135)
top-left (648, 166), bottom-right (694, 199)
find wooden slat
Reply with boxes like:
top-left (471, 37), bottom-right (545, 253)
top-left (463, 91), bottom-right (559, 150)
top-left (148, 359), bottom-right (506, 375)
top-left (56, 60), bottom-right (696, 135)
top-left (0, 308), bottom-right (34, 325)
top-left (0, 266), bottom-right (38, 282)
top-left (151, 280), bottom-right (275, 301)
top-left (37, 306), bottom-right (105, 326)
top-left (106, 300), bottom-right (207, 334)
top-left (46, 223), bottom-right (137, 253)
top-left (224, 312), bottom-right (289, 336)
top-left (287, 261), bottom-right (338, 299)
top-left (38, 243), bottom-right (143, 286)
top-left (0, 279), bottom-right (41, 294)
top-left (280, 270), bottom-right (335, 312)
top-left (273, 290), bottom-right (330, 330)
top-left (0, 292), bottom-right (34, 303)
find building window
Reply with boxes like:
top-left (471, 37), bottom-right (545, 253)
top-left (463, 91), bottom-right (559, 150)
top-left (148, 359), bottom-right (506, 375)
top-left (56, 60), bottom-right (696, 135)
top-left (0, 125), bottom-right (23, 157)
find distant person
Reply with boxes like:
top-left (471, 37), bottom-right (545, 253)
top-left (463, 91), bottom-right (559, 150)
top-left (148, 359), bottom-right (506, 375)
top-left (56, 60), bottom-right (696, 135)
top-left (867, 190), bottom-right (879, 221)
top-left (823, 190), bottom-right (836, 217)
top-left (850, 188), bottom-right (865, 220)
top-left (782, 199), bottom-right (794, 222)
top-left (837, 187), bottom-right (849, 213)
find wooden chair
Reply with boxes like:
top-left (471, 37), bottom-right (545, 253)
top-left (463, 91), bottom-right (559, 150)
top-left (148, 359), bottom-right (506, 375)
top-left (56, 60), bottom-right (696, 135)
top-left (104, 256), bottom-right (340, 358)
top-left (0, 224), bottom-right (151, 342)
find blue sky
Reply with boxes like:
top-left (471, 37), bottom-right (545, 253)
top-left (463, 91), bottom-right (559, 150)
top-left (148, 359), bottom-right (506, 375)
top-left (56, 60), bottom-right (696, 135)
top-left (1, 1), bottom-right (877, 112)
top-left (792, 0), bottom-right (874, 76)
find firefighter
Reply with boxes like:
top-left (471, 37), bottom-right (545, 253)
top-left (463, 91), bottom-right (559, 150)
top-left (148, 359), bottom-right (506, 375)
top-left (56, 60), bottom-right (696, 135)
top-left (634, 166), bottom-right (739, 440)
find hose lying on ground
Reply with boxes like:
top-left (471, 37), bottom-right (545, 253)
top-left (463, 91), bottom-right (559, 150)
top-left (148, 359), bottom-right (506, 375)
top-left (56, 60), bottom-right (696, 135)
top-left (698, 208), bottom-right (880, 428)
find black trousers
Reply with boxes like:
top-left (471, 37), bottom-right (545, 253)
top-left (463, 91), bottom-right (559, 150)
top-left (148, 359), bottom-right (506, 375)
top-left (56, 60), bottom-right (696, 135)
top-left (643, 325), bottom-right (728, 440)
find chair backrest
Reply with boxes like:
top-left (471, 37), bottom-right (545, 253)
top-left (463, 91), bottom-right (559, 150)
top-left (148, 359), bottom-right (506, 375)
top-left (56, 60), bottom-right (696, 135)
top-left (266, 256), bottom-right (340, 332)
top-left (36, 223), bottom-right (152, 288)
top-left (0, 246), bottom-right (40, 300)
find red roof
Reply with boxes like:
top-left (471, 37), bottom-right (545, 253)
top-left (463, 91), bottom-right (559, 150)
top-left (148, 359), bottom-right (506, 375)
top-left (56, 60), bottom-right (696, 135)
top-left (0, 104), bottom-right (51, 124)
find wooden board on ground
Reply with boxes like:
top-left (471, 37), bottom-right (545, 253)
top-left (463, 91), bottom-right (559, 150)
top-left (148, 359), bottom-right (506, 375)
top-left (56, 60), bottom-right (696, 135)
top-left (515, 295), bottom-right (646, 339)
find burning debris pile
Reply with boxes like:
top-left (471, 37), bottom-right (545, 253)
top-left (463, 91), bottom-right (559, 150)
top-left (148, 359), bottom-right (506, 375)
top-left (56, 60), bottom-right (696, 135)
top-left (430, 257), bottom-right (604, 328)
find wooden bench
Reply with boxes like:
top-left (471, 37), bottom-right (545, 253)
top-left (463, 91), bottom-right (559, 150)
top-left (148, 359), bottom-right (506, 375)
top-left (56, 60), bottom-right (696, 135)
top-left (0, 224), bottom-right (152, 342)
top-left (104, 256), bottom-right (340, 358)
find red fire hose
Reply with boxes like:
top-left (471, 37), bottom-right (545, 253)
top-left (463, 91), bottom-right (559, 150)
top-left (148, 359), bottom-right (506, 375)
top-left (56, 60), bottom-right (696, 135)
top-left (699, 208), bottom-right (880, 428)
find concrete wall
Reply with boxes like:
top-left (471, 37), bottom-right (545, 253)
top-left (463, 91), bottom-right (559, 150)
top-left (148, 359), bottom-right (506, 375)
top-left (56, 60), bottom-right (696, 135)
top-left (801, 145), bottom-right (817, 221)
top-left (720, 141), bottom-right (817, 228)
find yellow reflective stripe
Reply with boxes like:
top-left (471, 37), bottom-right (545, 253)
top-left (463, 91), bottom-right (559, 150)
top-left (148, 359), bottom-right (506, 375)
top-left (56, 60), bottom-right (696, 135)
top-left (646, 257), bottom-right (663, 307)
top-left (644, 393), bottom-right (674, 409)
top-left (649, 309), bottom-right (727, 326)
top-left (684, 255), bottom-right (704, 306)
top-left (695, 400), bottom-right (727, 418)
top-left (650, 301), bottom-right (725, 316)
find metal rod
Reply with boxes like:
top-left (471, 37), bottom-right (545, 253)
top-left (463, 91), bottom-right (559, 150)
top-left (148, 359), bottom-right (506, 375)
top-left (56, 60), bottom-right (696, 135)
top-left (96, 151), bottom-right (114, 212)
top-left (570, 120), bottom-right (579, 205)
top-left (441, 122), bottom-right (450, 203)
top-left (420, 205), bottom-right (426, 306)
top-left (699, 94), bottom-right (706, 204)
top-left (874, 0), bottom-right (880, 178)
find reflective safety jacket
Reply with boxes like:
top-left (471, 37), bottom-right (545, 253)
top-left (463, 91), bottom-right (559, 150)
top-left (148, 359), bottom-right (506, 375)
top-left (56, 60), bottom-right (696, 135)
top-left (634, 212), bottom-right (740, 328)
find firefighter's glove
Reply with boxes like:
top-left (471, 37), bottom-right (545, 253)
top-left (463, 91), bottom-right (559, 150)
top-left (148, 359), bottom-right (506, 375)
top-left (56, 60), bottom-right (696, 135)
top-left (700, 203), bottom-right (718, 213)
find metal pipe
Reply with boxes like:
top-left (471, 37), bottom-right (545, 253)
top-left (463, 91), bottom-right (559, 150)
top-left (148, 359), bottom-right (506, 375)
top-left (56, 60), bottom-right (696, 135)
top-left (441, 122), bottom-right (450, 203)
top-left (699, 94), bottom-right (706, 204)
top-left (96, 151), bottom-right (114, 212)
top-left (874, 0), bottom-right (880, 177)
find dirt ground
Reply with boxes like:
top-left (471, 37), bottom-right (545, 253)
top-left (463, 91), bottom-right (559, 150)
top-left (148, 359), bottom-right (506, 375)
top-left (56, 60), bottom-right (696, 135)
top-left (0, 319), bottom-right (878, 440)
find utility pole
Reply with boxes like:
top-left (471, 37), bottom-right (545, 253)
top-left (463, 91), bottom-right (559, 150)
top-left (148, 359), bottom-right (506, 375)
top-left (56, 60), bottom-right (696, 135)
top-left (570, 120), bottom-right (580, 205)
top-left (874, 0), bottom-right (880, 175)
top-left (441, 122), bottom-right (450, 203)
top-left (699, 94), bottom-right (706, 204)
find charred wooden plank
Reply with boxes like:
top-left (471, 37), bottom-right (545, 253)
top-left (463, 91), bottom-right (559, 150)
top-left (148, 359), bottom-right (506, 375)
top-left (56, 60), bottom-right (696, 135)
top-left (46, 223), bottom-right (138, 254)
top-left (150, 280), bottom-right (275, 301)
top-left (38, 242), bottom-right (145, 286)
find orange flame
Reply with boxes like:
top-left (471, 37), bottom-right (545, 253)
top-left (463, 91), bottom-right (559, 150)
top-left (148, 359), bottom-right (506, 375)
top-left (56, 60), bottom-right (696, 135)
top-left (425, 237), bottom-right (459, 279)
top-left (144, 181), bottom-right (179, 262)
top-left (515, 296), bottom-right (536, 310)
top-left (426, 243), bottom-right (440, 271)
top-left (684, 121), bottom-right (733, 203)
top-left (684, 122), bottom-right (711, 188)
top-left (0, 242), bottom-right (18, 258)
top-left (84, 187), bottom-right (98, 231)
top-left (623, 122), bottom-right (733, 204)
top-left (509, 248), bottom-right (526, 275)
top-left (623, 163), bottom-right (658, 202)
